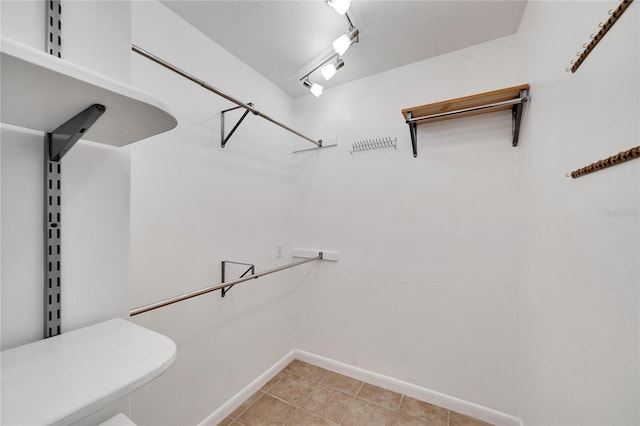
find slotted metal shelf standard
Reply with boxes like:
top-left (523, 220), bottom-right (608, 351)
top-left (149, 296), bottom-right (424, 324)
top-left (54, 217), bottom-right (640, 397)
top-left (401, 84), bottom-right (530, 157)
top-left (1, 36), bottom-right (178, 338)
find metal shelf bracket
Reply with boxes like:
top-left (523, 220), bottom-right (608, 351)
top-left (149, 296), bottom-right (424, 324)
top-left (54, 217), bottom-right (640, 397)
top-left (48, 104), bottom-right (106, 161)
top-left (220, 260), bottom-right (255, 297)
top-left (402, 84), bottom-right (530, 157)
top-left (405, 112), bottom-right (418, 158)
top-left (43, 104), bottom-right (105, 338)
top-left (221, 103), bottom-right (254, 148)
top-left (511, 89), bottom-right (528, 147)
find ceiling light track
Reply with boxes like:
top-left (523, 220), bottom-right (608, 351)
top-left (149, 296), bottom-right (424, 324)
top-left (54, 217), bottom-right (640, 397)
top-left (301, 53), bottom-right (340, 80)
top-left (299, 7), bottom-right (359, 97)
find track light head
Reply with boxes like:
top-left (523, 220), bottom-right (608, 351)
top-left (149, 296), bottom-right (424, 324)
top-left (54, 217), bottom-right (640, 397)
top-left (303, 79), bottom-right (324, 97)
top-left (327, 0), bottom-right (351, 15)
top-left (332, 27), bottom-right (359, 56)
top-left (321, 58), bottom-right (345, 81)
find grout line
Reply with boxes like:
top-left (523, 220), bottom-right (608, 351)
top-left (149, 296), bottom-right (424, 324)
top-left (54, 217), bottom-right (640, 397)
top-left (336, 381), bottom-right (365, 425)
top-left (261, 374), bottom-right (284, 393)
top-left (282, 407), bottom-right (299, 426)
top-left (278, 368), bottom-right (324, 425)
top-left (282, 368), bottom-right (324, 384)
top-left (293, 407), bottom-right (340, 426)
top-left (351, 394), bottom-right (402, 413)
top-left (232, 390), bottom-right (266, 420)
top-left (285, 361), bottom-right (330, 383)
top-left (264, 391), bottom-right (304, 410)
top-left (299, 380), bottom-right (322, 407)
top-left (230, 415), bottom-right (247, 426)
top-left (320, 371), bottom-right (365, 396)
top-left (227, 360), bottom-right (493, 426)
top-left (279, 359), bottom-right (366, 423)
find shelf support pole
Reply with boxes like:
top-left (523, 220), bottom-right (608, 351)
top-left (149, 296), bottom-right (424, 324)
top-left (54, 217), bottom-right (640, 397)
top-left (43, 105), bottom-right (105, 338)
top-left (46, 0), bottom-right (62, 58)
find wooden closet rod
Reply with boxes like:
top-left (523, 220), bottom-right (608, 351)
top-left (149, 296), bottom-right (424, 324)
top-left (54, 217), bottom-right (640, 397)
top-left (132, 44), bottom-right (322, 147)
top-left (568, 0), bottom-right (634, 73)
top-left (568, 146), bottom-right (640, 178)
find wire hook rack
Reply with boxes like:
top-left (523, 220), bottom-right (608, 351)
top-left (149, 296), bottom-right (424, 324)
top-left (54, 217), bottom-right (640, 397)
top-left (350, 137), bottom-right (397, 154)
top-left (565, 0), bottom-right (633, 73)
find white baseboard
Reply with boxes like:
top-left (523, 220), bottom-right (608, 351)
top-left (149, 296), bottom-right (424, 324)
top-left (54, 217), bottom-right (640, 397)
top-left (198, 350), bottom-right (297, 426)
top-left (199, 349), bottom-right (521, 426)
top-left (294, 350), bottom-right (520, 426)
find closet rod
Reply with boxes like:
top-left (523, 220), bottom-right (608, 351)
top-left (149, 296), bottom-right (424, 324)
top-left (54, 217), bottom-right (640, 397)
top-left (132, 44), bottom-right (322, 147)
top-left (129, 253), bottom-right (323, 317)
top-left (405, 97), bottom-right (527, 124)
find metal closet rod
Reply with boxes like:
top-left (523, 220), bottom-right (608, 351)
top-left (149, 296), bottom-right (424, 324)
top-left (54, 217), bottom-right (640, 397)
top-left (405, 96), bottom-right (527, 124)
top-left (129, 253), bottom-right (323, 317)
top-left (131, 44), bottom-right (322, 147)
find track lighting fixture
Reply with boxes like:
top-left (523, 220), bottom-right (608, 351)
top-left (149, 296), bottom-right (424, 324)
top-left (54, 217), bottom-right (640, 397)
top-left (332, 27), bottom-right (359, 56)
top-left (300, 53), bottom-right (344, 96)
top-left (326, 0), bottom-right (351, 15)
top-left (299, 6), bottom-right (359, 98)
top-left (303, 79), bottom-right (324, 97)
top-left (320, 58), bottom-right (344, 81)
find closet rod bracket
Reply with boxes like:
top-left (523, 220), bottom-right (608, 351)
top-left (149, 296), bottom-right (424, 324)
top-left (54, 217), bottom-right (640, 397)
top-left (220, 260), bottom-right (255, 297)
top-left (511, 89), bottom-right (528, 147)
top-left (221, 103), bottom-right (254, 148)
top-left (405, 112), bottom-right (418, 158)
top-left (402, 84), bottom-right (530, 157)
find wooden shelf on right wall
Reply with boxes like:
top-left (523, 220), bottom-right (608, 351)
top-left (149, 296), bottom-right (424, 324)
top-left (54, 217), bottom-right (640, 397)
top-left (401, 84), bottom-right (530, 157)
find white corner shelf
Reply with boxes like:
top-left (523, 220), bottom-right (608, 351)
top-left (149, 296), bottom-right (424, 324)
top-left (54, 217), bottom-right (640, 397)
top-left (1, 319), bottom-right (177, 426)
top-left (1, 36), bottom-right (177, 146)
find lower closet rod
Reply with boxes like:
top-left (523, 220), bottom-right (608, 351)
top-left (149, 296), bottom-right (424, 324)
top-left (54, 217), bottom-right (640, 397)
top-left (132, 44), bottom-right (322, 147)
top-left (129, 253), bottom-right (323, 317)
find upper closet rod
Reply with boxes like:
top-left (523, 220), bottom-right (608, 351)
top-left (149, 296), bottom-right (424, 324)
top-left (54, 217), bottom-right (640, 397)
top-left (405, 97), bottom-right (526, 124)
top-left (129, 253), bottom-right (323, 317)
top-left (132, 44), bottom-right (322, 147)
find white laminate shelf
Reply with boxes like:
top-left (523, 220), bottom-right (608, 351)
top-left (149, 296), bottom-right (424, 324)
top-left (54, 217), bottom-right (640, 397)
top-left (0, 37), bottom-right (177, 146)
top-left (1, 319), bottom-right (177, 426)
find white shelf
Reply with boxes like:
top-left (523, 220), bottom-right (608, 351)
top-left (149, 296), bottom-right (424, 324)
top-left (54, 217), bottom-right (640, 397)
top-left (1, 319), bottom-right (177, 425)
top-left (1, 37), bottom-right (177, 146)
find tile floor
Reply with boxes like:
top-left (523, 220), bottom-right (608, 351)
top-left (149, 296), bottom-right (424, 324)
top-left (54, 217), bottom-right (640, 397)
top-left (218, 359), bottom-right (494, 426)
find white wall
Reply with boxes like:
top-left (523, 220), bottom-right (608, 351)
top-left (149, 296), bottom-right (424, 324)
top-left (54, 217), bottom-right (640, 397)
top-left (127, 3), bottom-right (307, 424)
top-left (292, 33), bottom-right (522, 416)
top-left (2, 1), bottom-right (637, 425)
top-left (0, 0), bottom-right (131, 83)
top-left (0, 0), bottom-right (133, 421)
top-left (515, 2), bottom-right (639, 425)
top-left (291, 1), bottom-right (638, 423)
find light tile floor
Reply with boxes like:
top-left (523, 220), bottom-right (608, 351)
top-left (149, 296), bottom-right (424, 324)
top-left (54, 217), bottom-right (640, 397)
top-left (218, 359), bottom-right (494, 426)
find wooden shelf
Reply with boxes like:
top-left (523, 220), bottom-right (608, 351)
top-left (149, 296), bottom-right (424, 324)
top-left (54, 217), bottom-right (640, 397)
top-left (401, 84), bottom-right (530, 157)
top-left (1, 36), bottom-right (177, 146)
top-left (1, 319), bottom-right (176, 425)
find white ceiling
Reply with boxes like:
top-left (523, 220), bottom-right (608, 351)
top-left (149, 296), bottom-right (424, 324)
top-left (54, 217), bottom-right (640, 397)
top-left (161, 1), bottom-right (528, 98)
